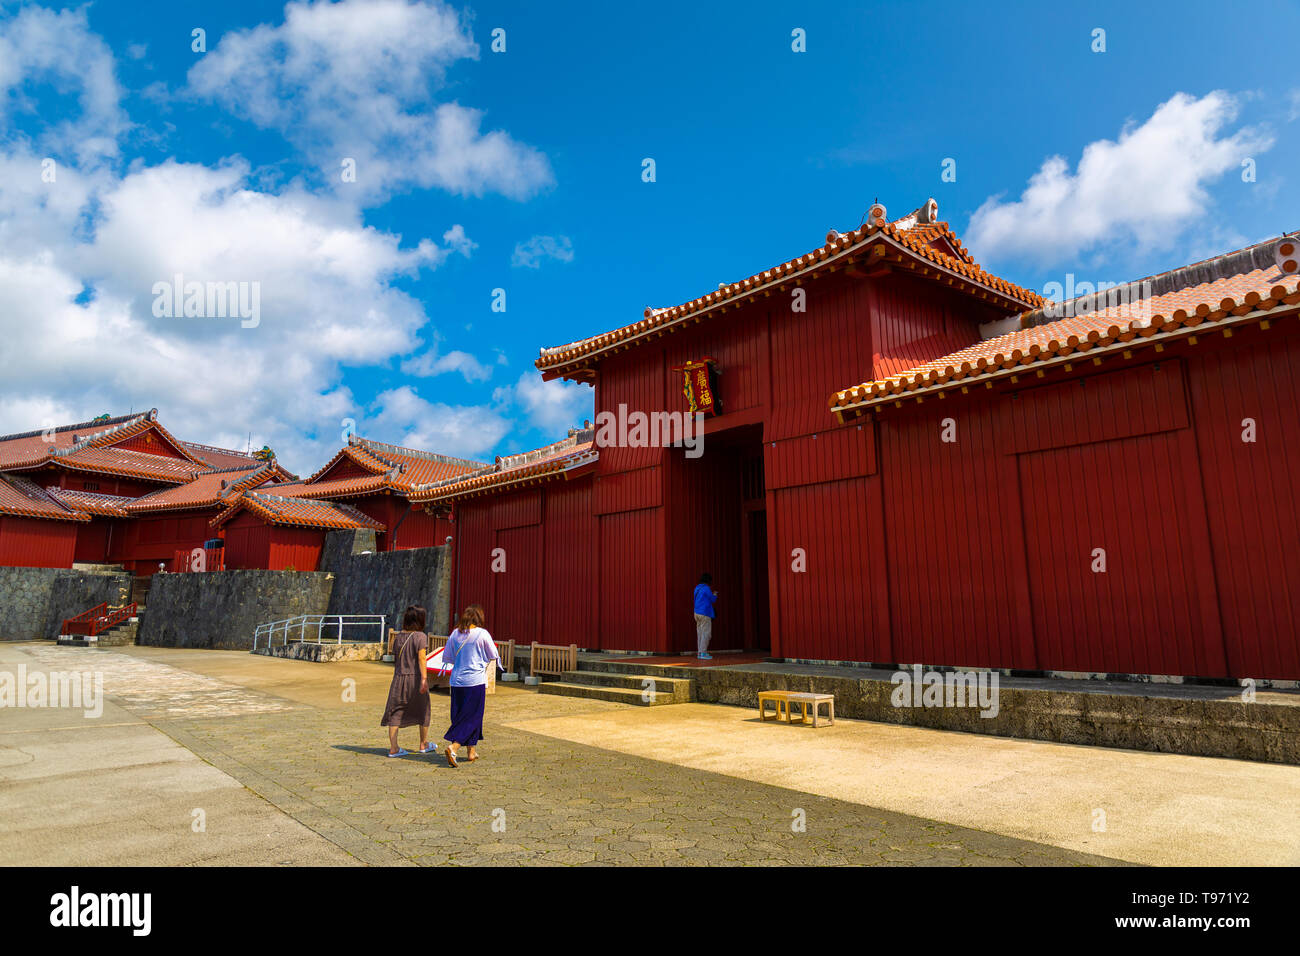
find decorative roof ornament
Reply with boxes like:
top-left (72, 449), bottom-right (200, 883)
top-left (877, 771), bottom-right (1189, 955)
top-left (252, 445), bottom-right (275, 461)
top-left (1277, 237), bottom-right (1298, 275)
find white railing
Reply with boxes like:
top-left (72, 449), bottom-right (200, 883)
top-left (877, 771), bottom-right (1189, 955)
top-left (252, 614), bottom-right (387, 651)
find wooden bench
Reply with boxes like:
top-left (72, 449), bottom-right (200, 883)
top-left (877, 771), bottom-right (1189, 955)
top-left (529, 642), bottom-right (578, 680)
top-left (757, 690), bottom-right (835, 727)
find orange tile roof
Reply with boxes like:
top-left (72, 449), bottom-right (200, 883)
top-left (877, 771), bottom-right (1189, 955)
top-left (411, 432), bottom-right (597, 506)
top-left (211, 491), bottom-right (387, 532)
top-left (829, 235), bottom-right (1300, 415)
top-left (0, 412), bottom-right (150, 469)
top-left (51, 446), bottom-right (201, 483)
top-left (299, 436), bottom-right (487, 497)
top-left (0, 409), bottom-right (290, 487)
top-left (0, 474), bottom-right (91, 522)
top-left (272, 473), bottom-right (394, 500)
top-left (48, 488), bottom-right (134, 517)
top-left (210, 489), bottom-right (384, 535)
top-left (536, 200), bottom-right (1042, 376)
top-left (125, 462), bottom-right (288, 514)
top-left (182, 441), bottom-right (263, 470)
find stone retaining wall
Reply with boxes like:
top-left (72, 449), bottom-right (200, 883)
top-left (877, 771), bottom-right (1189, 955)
top-left (321, 530), bottom-right (450, 633)
top-left (251, 641), bottom-right (387, 662)
top-left (577, 657), bottom-right (1300, 765)
top-left (0, 567), bottom-right (133, 642)
top-left (137, 570), bottom-right (334, 650)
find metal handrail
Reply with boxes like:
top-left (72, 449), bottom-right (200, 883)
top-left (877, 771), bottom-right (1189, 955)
top-left (252, 614), bottom-right (387, 651)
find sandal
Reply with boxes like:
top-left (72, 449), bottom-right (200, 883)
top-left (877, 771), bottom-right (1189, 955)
top-left (445, 747), bottom-right (458, 768)
top-left (387, 748), bottom-right (410, 758)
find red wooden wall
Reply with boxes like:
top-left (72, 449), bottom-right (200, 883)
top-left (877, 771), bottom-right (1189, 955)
top-left (73, 519), bottom-right (114, 564)
top-left (112, 511), bottom-right (215, 574)
top-left (345, 495), bottom-right (453, 552)
top-left (764, 322), bottom-right (1300, 679)
top-left (266, 526), bottom-right (326, 572)
top-left (222, 512), bottom-right (271, 570)
top-left (449, 477), bottom-right (598, 646)
top-left (0, 517), bottom-right (77, 568)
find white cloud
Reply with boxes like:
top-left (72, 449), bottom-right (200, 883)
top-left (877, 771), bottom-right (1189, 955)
top-left (0, 2), bottom-right (553, 474)
top-left (512, 234), bottom-right (574, 269)
top-left (186, 0), bottom-right (553, 204)
top-left (441, 223), bottom-right (477, 257)
top-left (498, 372), bottom-right (593, 436)
top-left (0, 142), bottom-right (495, 473)
top-left (365, 385), bottom-right (511, 460)
top-left (400, 341), bottom-right (495, 382)
top-left (966, 91), bottom-right (1273, 265)
top-left (0, 6), bottom-right (126, 164)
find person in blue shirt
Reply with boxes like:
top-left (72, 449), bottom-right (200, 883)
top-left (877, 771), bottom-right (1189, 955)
top-left (693, 572), bottom-right (718, 660)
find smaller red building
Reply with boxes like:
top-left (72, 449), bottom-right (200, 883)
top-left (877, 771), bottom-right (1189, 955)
top-left (410, 430), bottom-right (598, 644)
top-left (0, 474), bottom-right (90, 568)
top-left (271, 435), bottom-right (485, 551)
top-left (211, 490), bottom-right (386, 571)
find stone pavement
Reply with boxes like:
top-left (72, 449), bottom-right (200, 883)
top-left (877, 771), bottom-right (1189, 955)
top-left (1, 642), bottom-right (1131, 866)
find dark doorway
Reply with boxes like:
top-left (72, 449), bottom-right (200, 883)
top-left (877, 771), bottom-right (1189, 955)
top-left (666, 424), bottom-right (769, 652)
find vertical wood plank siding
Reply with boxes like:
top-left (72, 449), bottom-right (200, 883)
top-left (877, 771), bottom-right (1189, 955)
top-left (0, 517), bottom-right (78, 568)
top-left (447, 273), bottom-right (1299, 678)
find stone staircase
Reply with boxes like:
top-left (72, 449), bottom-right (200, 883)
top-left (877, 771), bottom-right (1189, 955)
top-left (58, 616), bottom-right (139, 648)
top-left (56, 573), bottom-right (148, 648)
top-left (537, 668), bottom-right (695, 706)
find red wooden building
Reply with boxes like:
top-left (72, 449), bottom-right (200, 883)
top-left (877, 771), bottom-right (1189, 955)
top-left (0, 474), bottom-right (90, 568)
top-left (270, 435), bottom-right (484, 552)
top-left (0, 410), bottom-right (278, 572)
top-left (415, 202), bottom-right (1300, 681)
top-left (0, 414), bottom-right (478, 575)
top-left (210, 491), bottom-right (386, 571)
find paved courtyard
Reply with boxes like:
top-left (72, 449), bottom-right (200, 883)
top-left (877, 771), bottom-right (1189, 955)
top-left (3, 641), bottom-right (1297, 866)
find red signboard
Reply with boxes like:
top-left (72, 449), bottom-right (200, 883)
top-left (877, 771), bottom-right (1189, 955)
top-left (671, 358), bottom-right (721, 416)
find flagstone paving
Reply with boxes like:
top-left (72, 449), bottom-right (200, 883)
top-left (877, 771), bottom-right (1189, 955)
top-left (3, 642), bottom-right (1127, 866)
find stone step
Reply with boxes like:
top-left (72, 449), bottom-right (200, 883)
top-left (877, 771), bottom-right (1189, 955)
top-left (57, 621), bottom-right (138, 647)
top-left (559, 670), bottom-right (694, 698)
top-left (537, 677), bottom-right (690, 706)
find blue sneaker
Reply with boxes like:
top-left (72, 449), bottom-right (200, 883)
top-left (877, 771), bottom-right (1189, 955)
top-left (698, 653), bottom-right (713, 660)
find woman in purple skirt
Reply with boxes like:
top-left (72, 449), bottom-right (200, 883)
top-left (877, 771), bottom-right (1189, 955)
top-left (442, 604), bottom-right (499, 767)
top-left (380, 605), bottom-right (432, 757)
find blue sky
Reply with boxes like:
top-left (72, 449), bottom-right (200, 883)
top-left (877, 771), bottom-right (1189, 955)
top-left (2, 0), bottom-right (1297, 474)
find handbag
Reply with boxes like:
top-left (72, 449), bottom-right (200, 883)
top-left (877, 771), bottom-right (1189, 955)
top-left (429, 630), bottom-right (471, 678)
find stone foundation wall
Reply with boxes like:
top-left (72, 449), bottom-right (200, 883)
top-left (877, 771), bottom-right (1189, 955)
top-left (251, 641), bottom-right (387, 662)
top-left (321, 530), bottom-right (450, 634)
top-left (137, 570), bottom-right (334, 650)
top-left (0, 567), bottom-right (133, 642)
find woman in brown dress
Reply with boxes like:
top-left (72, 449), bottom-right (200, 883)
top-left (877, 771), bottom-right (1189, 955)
top-left (380, 605), bottom-right (432, 757)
